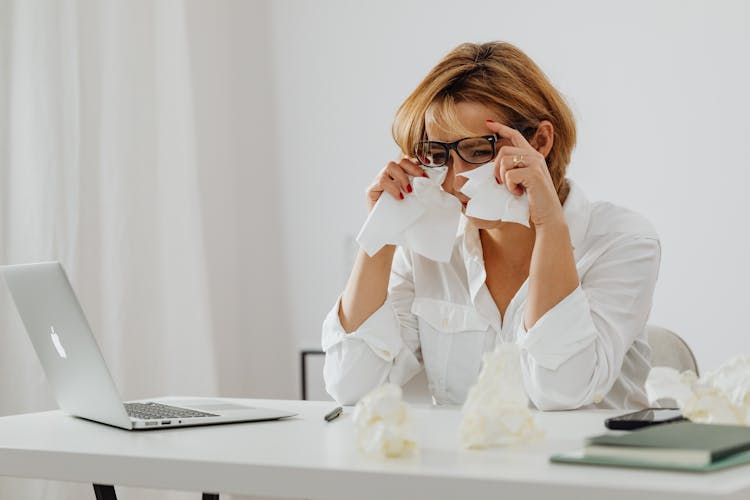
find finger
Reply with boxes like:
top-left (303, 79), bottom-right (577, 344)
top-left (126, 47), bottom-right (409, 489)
top-left (378, 170), bottom-right (405, 200)
top-left (495, 146), bottom-right (531, 184)
top-left (485, 119), bottom-right (530, 148)
top-left (504, 168), bottom-right (528, 196)
top-left (386, 162), bottom-right (413, 194)
top-left (497, 146), bottom-right (530, 166)
top-left (398, 157), bottom-right (429, 178)
top-left (366, 183), bottom-right (383, 203)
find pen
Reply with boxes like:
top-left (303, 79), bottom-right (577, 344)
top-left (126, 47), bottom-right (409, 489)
top-left (324, 406), bottom-right (343, 422)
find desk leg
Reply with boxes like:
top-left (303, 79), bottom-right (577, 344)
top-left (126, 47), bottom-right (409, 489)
top-left (93, 484), bottom-right (117, 500)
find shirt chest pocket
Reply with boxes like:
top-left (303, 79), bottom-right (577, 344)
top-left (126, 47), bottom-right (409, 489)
top-left (410, 297), bottom-right (491, 403)
top-left (410, 297), bottom-right (490, 333)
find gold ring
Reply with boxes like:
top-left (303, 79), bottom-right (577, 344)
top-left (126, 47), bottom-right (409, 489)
top-left (513, 154), bottom-right (525, 166)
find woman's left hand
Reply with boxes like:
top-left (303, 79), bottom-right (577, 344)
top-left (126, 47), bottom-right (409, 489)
top-left (485, 119), bottom-right (565, 228)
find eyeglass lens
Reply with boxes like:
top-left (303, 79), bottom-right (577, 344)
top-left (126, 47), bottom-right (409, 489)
top-left (415, 136), bottom-right (495, 167)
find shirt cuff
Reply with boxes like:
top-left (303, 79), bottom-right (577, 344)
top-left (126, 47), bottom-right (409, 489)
top-left (321, 297), bottom-right (404, 362)
top-left (516, 285), bottom-right (598, 370)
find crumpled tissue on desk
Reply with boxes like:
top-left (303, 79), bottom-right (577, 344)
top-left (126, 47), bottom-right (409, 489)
top-left (352, 383), bottom-right (417, 458)
top-left (459, 344), bottom-right (542, 449)
top-left (646, 354), bottom-right (750, 425)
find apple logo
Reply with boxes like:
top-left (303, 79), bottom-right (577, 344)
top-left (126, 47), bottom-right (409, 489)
top-left (49, 326), bottom-right (67, 359)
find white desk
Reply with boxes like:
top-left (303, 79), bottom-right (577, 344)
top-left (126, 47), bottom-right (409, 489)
top-left (0, 398), bottom-right (749, 500)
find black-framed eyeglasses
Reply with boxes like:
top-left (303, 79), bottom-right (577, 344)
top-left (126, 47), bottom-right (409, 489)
top-left (414, 125), bottom-right (536, 168)
top-left (414, 134), bottom-right (498, 168)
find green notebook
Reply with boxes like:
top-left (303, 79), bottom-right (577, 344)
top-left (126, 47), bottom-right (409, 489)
top-left (551, 421), bottom-right (750, 472)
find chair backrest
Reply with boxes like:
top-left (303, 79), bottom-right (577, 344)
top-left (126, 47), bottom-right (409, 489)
top-left (647, 324), bottom-right (699, 376)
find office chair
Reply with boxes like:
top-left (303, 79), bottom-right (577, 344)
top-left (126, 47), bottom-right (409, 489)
top-left (647, 324), bottom-right (699, 376)
top-left (647, 324), bottom-right (699, 408)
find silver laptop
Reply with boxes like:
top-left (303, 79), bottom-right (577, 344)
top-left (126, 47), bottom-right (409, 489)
top-left (0, 261), bottom-right (296, 430)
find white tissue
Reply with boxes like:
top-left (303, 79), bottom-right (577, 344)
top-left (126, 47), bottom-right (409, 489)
top-left (458, 162), bottom-right (530, 227)
top-left (352, 383), bottom-right (417, 458)
top-left (356, 167), bottom-right (461, 262)
top-left (459, 344), bottom-right (541, 449)
top-left (645, 354), bottom-right (750, 425)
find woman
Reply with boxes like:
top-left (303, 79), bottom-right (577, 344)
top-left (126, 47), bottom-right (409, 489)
top-left (322, 42), bottom-right (660, 410)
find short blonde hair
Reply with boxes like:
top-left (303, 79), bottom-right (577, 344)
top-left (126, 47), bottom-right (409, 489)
top-left (392, 42), bottom-right (576, 196)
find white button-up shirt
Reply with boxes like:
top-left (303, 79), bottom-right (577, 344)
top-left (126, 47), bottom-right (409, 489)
top-left (322, 180), bottom-right (661, 410)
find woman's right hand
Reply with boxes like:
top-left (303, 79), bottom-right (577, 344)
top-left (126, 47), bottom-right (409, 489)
top-left (366, 158), bottom-right (427, 211)
top-left (342, 158), bottom-right (426, 332)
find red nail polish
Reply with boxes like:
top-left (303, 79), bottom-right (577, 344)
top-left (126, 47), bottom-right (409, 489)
top-left (422, 171), bottom-right (430, 178)
top-left (496, 177), bottom-right (501, 184)
top-left (399, 193), bottom-right (404, 200)
top-left (486, 119), bottom-right (495, 123)
top-left (406, 184), bottom-right (413, 193)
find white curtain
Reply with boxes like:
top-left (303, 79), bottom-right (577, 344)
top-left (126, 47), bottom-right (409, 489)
top-left (0, 1), bottom-right (294, 498)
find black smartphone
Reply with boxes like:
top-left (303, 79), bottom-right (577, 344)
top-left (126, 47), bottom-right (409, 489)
top-left (604, 408), bottom-right (686, 430)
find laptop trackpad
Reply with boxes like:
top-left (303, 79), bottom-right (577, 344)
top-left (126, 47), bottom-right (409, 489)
top-left (170, 400), bottom-right (255, 413)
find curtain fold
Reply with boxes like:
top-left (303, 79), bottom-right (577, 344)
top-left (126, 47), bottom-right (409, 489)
top-left (0, 1), bottom-right (291, 499)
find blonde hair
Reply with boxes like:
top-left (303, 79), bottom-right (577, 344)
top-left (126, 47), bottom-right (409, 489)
top-left (392, 41), bottom-right (576, 197)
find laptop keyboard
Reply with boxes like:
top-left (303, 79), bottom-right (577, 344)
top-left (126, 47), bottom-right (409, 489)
top-left (125, 402), bottom-right (219, 420)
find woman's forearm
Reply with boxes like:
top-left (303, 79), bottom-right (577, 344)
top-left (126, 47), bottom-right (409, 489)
top-left (526, 219), bottom-right (579, 329)
top-left (338, 245), bottom-right (397, 332)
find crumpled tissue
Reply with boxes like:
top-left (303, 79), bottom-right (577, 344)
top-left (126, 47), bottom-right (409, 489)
top-left (459, 344), bottom-right (541, 449)
top-left (458, 162), bottom-right (530, 227)
top-left (645, 354), bottom-right (750, 425)
top-left (352, 383), bottom-right (417, 458)
top-left (356, 166), bottom-right (461, 262)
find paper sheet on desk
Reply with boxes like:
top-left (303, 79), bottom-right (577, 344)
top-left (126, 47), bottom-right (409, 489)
top-left (356, 166), bottom-right (461, 262)
top-left (646, 354), bottom-right (750, 425)
top-left (458, 162), bottom-right (530, 226)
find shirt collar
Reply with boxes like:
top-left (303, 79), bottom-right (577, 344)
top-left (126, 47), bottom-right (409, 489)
top-left (458, 216), bottom-right (486, 302)
top-left (561, 179), bottom-right (591, 251)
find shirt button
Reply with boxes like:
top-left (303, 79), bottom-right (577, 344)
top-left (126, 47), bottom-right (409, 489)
top-left (442, 318), bottom-right (449, 329)
top-left (593, 393), bottom-right (603, 404)
top-left (383, 350), bottom-right (391, 358)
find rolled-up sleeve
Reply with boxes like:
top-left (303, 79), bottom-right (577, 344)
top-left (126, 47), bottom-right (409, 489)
top-left (322, 248), bottom-right (422, 405)
top-left (517, 235), bottom-right (661, 410)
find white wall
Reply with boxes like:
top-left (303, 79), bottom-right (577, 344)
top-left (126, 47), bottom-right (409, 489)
top-left (269, 0), bottom-right (750, 372)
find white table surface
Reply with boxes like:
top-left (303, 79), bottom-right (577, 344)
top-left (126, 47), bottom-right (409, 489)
top-left (0, 397), bottom-right (749, 500)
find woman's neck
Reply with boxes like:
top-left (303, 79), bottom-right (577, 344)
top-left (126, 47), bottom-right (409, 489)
top-left (478, 222), bottom-right (536, 265)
